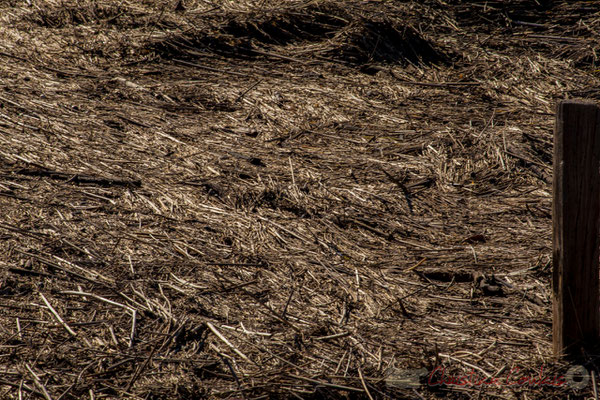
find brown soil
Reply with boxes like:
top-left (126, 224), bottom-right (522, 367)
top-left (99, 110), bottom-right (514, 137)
top-left (0, 0), bottom-right (599, 398)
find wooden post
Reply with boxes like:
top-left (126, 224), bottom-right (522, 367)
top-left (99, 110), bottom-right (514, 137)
top-left (553, 100), bottom-right (600, 358)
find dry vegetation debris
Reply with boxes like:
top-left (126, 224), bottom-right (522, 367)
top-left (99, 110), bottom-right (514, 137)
top-left (0, 0), bottom-right (599, 398)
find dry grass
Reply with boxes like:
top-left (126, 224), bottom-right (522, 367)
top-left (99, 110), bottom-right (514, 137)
top-left (0, 0), bottom-right (599, 398)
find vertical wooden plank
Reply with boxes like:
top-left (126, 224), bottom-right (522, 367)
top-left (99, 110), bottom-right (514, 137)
top-left (553, 100), bottom-right (600, 358)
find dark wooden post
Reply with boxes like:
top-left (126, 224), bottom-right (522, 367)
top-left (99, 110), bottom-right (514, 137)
top-left (553, 100), bottom-right (600, 358)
